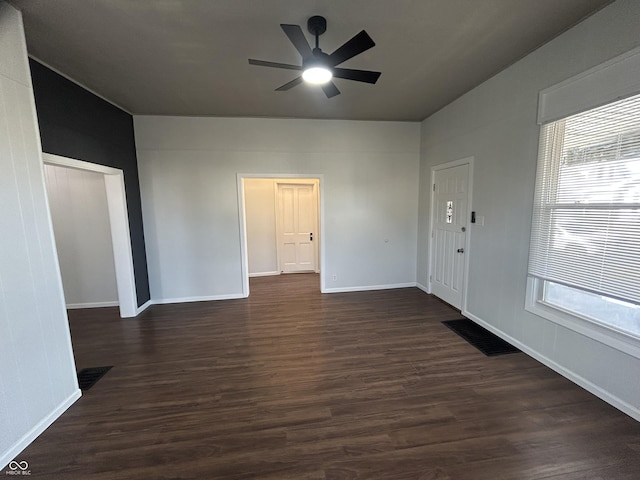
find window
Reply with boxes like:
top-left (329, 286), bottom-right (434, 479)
top-left (527, 92), bottom-right (640, 345)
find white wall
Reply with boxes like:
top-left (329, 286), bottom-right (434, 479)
top-left (0, 2), bottom-right (80, 468)
top-left (44, 164), bottom-right (118, 308)
top-left (244, 178), bottom-right (278, 276)
top-left (134, 117), bottom-right (421, 301)
top-left (418, 0), bottom-right (640, 419)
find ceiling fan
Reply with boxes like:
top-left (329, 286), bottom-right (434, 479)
top-left (248, 15), bottom-right (381, 98)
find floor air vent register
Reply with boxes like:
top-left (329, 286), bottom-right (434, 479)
top-left (442, 319), bottom-right (520, 356)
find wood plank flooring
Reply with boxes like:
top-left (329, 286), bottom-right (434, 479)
top-left (17, 274), bottom-right (640, 479)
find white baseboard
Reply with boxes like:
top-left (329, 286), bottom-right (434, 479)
top-left (462, 309), bottom-right (640, 422)
top-left (66, 301), bottom-right (118, 309)
top-left (136, 299), bottom-right (152, 315)
top-left (322, 282), bottom-right (416, 294)
top-left (152, 293), bottom-right (247, 305)
top-left (249, 271), bottom-right (280, 278)
top-left (0, 389), bottom-right (81, 469)
top-left (416, 282), bottom-right (429, 294)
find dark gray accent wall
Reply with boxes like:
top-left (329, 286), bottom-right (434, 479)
top-left (29, 59), bottom-right (150, 306)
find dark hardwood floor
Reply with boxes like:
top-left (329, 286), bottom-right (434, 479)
top-left (18, 274), bottom-right (640, 479)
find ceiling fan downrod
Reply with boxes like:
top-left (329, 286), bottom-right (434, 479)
top-left (307, 15), bottom-right (326, 51)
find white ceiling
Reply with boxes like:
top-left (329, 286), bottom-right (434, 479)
top-left (9, 0), bottom-right (612, 121)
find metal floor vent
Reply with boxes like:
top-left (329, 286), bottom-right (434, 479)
top-left (442, 319), bottom-right (520, 356)
top-left (77, 366), bottom-right (113, 391)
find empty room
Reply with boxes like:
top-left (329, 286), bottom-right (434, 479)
top-left (1, 0), bottom-right (640, 478)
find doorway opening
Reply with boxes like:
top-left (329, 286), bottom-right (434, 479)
top-left (43, 153), bottom-right (138, 318)
top-left (237, 174), bottom-right (325, 297)
top-left (428, 157), bottom-right (473, 311)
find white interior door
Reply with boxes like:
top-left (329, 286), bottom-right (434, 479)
top-left (277, 183), bottom-right (318, 273)
top-left (430, 163), bottom-right (469, 309)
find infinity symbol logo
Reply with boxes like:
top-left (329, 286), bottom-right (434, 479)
top-left (8, 461), bottom-right (28, 470)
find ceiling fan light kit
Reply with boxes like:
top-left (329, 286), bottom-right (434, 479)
top-left (248, 15), bottom-right (381, 98)
top-left (302, 66), bottom-right (332, 85)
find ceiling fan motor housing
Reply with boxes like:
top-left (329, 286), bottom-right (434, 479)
top-left (304, 50), bottom-right (329, 69)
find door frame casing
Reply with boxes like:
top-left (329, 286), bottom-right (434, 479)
top-left (43, 153), bottom-right (139, 318)
top-left (428, 157), bottom-right (474, 311)
top-left (237, 173), bottom-right (325, 297)
top-left (274, 179), bottom-right (320, 274)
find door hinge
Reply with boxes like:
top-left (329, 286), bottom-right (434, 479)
top-left (433, 184), bottom-right (436, 191)
top-left (429, 275), bottom-right (432, 282)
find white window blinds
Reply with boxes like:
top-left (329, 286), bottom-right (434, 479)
top-left (528, 93), bottom-right (640, 306)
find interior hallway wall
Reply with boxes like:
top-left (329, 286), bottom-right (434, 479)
top-left (135, 116), bottom-right (421, 301)
top-left (29, 60), bottom-right (150, 307)
top-left (0, 2), bottom-right (79, 468)
top-left (245, 178), bottom-right (321, 277)
top-left (44, 164), bottom-right (118, 308)
top-left (244, 178), bottom-right (278, 276)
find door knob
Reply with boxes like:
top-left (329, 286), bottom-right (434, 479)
top-left (457, 248), bottom-right (464, 253)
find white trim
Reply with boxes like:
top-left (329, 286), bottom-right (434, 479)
top-left (416, 282), bottom-right (429, 294)
top-left (322, 282), bottom-right (416, 294)
top-left (152, 293), bottom-right (247, 305)
top-left (66, 301), bottom-right (118, 309)
top-left (319, 178), bottom-right (326, 283)
top-left (525, 277), bottom-right (640, 360)
top-left (236, 175), bottom-right (251, 298)
top-left (0, 389), bottom-right (81, 470)
top-left (273, 181), bottom-right (281, 276)
top-left (538, 45), bottom-right (640, 124)
top-left (237, 173), bottom-right (326, 296)
top-left (461, 309), bottom-right (640, 422)
top-left (136, 299), bottom-right (152, 315)
top-left (42, 153), bottom-right (122, 175)
top-left (428, 157), bottom-right (474, 311)
top-left (104, 174), bottom-right (138, 318)
top-left (42, 154), bottom-right (139, 318)
top-left (249, 271), bottom-right (281, 278)
top-left (463, 158), bottom-right (474, 310)
top-left (29, 55), bottom-right (132, 114)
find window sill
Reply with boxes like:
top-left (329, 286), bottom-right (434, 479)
top-left (525, 277), bottom-right (640, 360)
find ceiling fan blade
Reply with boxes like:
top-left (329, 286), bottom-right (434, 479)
top-left (327, 30), bottom-right (375, 67)
top-left (249, 59), bottom-right (302, 71)
top-left (322, 81), bottom-right (340, 98)
top-left (332, 68), bottom-right (381, 84)
top-left (275, 76), bottom-right (304, 91)
top-left (280, 24), bottom-right (313, 59)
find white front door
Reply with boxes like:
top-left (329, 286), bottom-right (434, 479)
top-left (430, 163), bottom-right (469, 309)
top-left (277, 183), bottom-right (317, 273)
